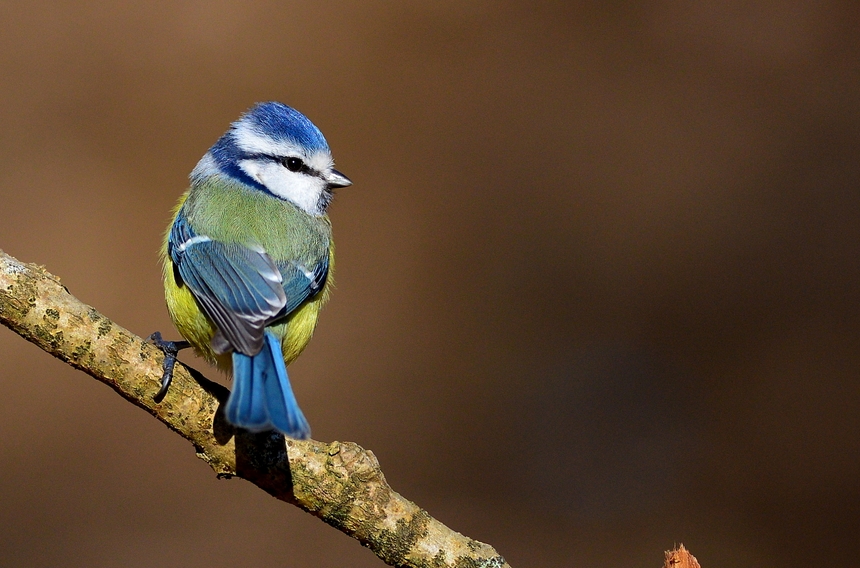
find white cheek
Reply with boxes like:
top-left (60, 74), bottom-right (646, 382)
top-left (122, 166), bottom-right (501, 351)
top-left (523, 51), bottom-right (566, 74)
top-left (239, 160), bottom-right (324, 215)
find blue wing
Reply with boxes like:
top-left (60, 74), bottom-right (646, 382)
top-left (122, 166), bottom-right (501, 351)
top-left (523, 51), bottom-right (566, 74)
top-left (169, 215), bottom-right (285, 355)
top-left (279, 257), bottom-right (329, 316)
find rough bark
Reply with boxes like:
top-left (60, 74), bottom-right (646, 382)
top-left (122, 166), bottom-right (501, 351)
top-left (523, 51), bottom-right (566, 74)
top-left (0, 248), bottom-right (509, 568)
top-left (664, 544), bottom-right (701, 568)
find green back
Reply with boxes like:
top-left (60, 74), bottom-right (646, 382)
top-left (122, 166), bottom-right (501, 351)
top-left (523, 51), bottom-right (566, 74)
top-left (182, 178), bottom-right (332, 264)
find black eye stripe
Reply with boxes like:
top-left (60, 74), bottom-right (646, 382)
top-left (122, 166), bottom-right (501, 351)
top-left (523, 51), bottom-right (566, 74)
top-left (247, 153), bottom-right (320, 177)
top-left (278, 156), bottom-right (317, 176)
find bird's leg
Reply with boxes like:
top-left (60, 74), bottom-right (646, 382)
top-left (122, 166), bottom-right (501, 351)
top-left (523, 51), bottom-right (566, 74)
top-left (147, 331), bottom-right (191, 403)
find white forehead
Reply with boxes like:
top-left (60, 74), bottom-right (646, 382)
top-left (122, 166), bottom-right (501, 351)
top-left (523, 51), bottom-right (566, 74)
top-left (233, 121), bottom-right (302, 156)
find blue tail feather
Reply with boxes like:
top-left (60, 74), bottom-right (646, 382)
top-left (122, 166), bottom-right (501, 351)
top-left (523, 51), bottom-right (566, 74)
top-left (225, 331), bottom-right (311, 439)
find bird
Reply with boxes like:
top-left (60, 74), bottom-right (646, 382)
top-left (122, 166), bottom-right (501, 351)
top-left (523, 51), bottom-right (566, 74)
top-left (151, 101), bottom-right (351, 439)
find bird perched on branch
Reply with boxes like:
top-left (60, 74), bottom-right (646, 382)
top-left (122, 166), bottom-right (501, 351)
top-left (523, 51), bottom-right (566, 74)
top-left (152, 102), bottom-right (351, 439)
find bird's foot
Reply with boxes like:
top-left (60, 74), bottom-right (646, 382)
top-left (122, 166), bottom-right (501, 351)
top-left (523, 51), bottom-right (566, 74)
top-left (147, 331), bottom-right (191, 403)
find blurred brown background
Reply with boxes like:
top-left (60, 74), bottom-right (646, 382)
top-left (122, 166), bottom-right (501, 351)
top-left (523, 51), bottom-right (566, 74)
top-left (1, 2), bottom-right (859, 567)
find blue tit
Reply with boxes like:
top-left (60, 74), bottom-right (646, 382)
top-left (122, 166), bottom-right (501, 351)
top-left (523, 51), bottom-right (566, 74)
top-left (154, 102), bottom-right (351, 439)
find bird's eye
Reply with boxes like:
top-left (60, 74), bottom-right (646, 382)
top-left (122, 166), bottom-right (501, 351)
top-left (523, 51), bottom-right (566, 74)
top-left (283, 157), bottom-right (304, 172)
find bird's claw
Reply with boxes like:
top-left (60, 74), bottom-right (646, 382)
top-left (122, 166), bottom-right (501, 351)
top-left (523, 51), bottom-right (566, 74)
top-left (147, 332), bottom-right (191, 403)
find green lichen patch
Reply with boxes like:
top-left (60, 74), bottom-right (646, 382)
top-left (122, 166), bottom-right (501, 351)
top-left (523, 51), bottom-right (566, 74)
top-left (71, 340), bottom-right (92, 361)
top-left (431, 550), bottom-right (449, 568)
top-left (375, 509), bottom-right (431, 566)
top-left (97, 318), bottom-right (112, 337)
top-left (1, 282), bottom-right (36, 319)
top-left (320, 475), bottom-right (362, 528)
top-left (403, 549), bottom-right (451, 568)
top-left (33, 325), bottom-right (63, 349)
top-left (453, 555), bottom-right (508, 568)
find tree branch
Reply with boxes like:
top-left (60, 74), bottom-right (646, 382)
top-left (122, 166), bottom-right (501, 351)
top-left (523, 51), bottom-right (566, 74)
top-left (0, 248), bottom-right (509, 568)
top-left (664, 545), bottom-right (701, 568)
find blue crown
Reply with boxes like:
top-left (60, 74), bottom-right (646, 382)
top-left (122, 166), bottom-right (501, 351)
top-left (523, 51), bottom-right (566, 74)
top-left (234, 102), bottom-right (329, 153)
